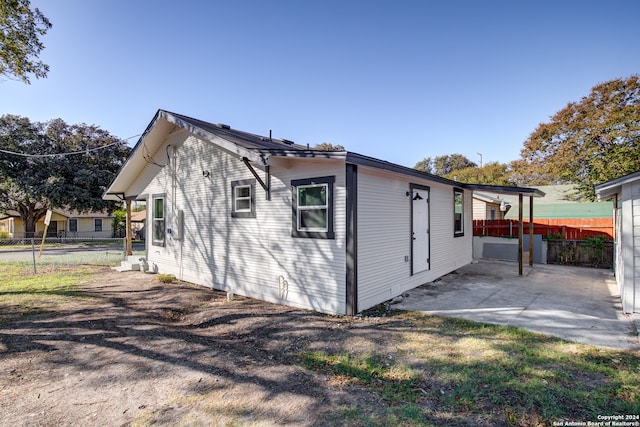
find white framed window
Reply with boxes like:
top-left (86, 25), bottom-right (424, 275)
top-left (94, 218), bottom-right (102, 232)
top-left (68, 218), bottom-right (78, 233)
top-left (231, 179), bottom-right (256, 218)
top-left (152, 194), bottom-right (165, 246)
top-left (453, 188), bottom-right (464, 237)
top-left (291, 176), bottom-right (335, 239)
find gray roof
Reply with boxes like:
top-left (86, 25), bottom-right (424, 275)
top-left (105, 109), bottom-right (542, 200)
top-left (155, 112), bottom-right (545, 196)
top-left (167, 111), bottom-right (310, 151)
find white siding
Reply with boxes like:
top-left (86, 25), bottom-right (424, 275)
top-left (631, 182), bottom-right (640, 313)
top-left (473, 198), bottom-right (486, 220)
top-left (615, 181), bottom-right (640, 313)
top-left (141, 134), bottom-right (347, 314)
top-left (356, 166), bottom-right (473, 311)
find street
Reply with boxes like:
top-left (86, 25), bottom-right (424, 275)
top-left (0, 242), bottom-right (145, 261)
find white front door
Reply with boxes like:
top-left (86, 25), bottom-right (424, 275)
top-left (412, 188), bottom-right (430, 273)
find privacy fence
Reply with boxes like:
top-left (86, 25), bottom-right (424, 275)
top-left (473, 219), bottom-right (614, 240)
top-left (546, 239), bottom-right (614, 269)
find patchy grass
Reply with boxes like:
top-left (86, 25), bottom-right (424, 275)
top-left (301, 312), bottom-right (640, 426)
top-left (301, 350), bottom-right (420, 404)
top-left (0, 262), bottom-right (101, 322)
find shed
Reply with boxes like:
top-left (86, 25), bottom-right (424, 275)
top-left (104, 110), bottom-right (541, 315)
top-left (595, 171), bottom-right (640, 313)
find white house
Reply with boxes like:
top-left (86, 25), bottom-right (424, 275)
top-left (595, 171), bottom-right (640, 313)
top-left (104, 110), bottom-right (540, 315)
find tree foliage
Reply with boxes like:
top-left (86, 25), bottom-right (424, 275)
top-left (444, 162), bottom-right (513, 185)
top-left (0, 0), bottom-right (52, 84)
top-left (512, 75), bottom-right (640, 198)
top-left (112, 207), bottom-right (126, 236)
top-left (0, 115), bottom-right (130, 236)
top-left (313, 142), bottom-right (345, 151)
top-left (414, 154), bottom-right (477, 176)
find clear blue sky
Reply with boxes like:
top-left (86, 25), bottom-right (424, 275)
top-left (2, 0), bottom-right (639, 168)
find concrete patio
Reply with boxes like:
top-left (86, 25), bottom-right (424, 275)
top-left (394, 260), bottom-right (640, 351)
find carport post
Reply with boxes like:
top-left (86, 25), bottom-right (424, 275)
top-left (518, 193), bottom-right (523, 276)
top-left (529, 196), bottom-right (534, 267)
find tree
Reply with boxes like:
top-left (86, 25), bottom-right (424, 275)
top-left (414, 154), bottom-right (476, 176)
top-left (0, 0), bottom-right (52, 84)
top-left (313, 142), bottom-right (345, 151)
top-left (513, 75), bottom-right (640, 198)
top-left (112, 207), bottom-right (126, 237)
top-left (413, 156), bottom-right (434, 174)
top-left (0, 115), bottom-right (130, 237)
top-left (444, 162), bottom-right (512, 185)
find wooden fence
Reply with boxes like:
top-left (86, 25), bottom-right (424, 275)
top-left (473, 218), bottom-right (614, 240)
top-left (546, 239), bottom-right (613, 269)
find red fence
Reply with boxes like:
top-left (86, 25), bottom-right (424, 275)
top-left (473, 218), bottom-right (614, 240)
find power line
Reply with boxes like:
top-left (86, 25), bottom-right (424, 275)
top-left (0, 133), bottom-right (141, 158)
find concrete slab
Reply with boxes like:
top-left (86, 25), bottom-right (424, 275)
top-left (394, 260), bottom-right (640, 351)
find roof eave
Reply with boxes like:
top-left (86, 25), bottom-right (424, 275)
top-left (463, 184), bottom-right (545, 197)
top-left (594, 185), bottom-right (621, 201)
top-left (344, 152), bottom-right (463, 187)
top-left (595, 170), bottom-right (640, 201)
top-left (160, 110), bottom-right (267, 165)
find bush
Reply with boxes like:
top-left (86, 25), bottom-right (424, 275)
top-left (156, 274), bottom-right (176, 283)
top-left (545, 232), bottom-right (563, 240)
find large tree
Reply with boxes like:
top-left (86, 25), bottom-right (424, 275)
top-left (0, 115), bottom-right (130, 237)
top-left (0, 0), bottom-right (52, 84)
top-left (513, 75), bottom-right (640, 198)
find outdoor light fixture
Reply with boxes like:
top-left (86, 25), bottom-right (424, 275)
top-left (405, 191), bottom-right (424, 200)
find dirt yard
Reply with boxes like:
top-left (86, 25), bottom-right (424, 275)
top-left (0, 268), bottom-right (412, 426)
top-left (3, 268), bottom-right (637, 426)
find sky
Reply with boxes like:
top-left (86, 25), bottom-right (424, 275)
top-left (2, 0), bottom-right (639, 169)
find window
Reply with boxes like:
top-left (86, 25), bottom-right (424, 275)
top-left (231, 179), bottom-right (256, 218)
top-left (453, 188), bottom-right (464, 237)
top-left (69, 218), bottom-right (78, 233)
top-left (94, 218), bottom-right (102, 232)
top-left (152, 195), bottom-right (165, 246)
top-left (291, 176), bottom-right (335, 239)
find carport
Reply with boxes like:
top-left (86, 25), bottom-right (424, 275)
top-left (466, 185), bottom-right (545, 275)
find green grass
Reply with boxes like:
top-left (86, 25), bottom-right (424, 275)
top-left (0, 262), bottom-right (102, 321)
top-left (301, 312), bottom-right (640, 426)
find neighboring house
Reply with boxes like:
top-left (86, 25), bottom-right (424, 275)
top-left (595, 171), bottom-right (640, 313)
top-left (0, 209), bottom-right (114, 239)
top-left (472, 192), bottom-right (511, 220)
top-left (104, 110), bottom-right (540, 315)
top-left (130, 209), bottom-right (146, 240)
